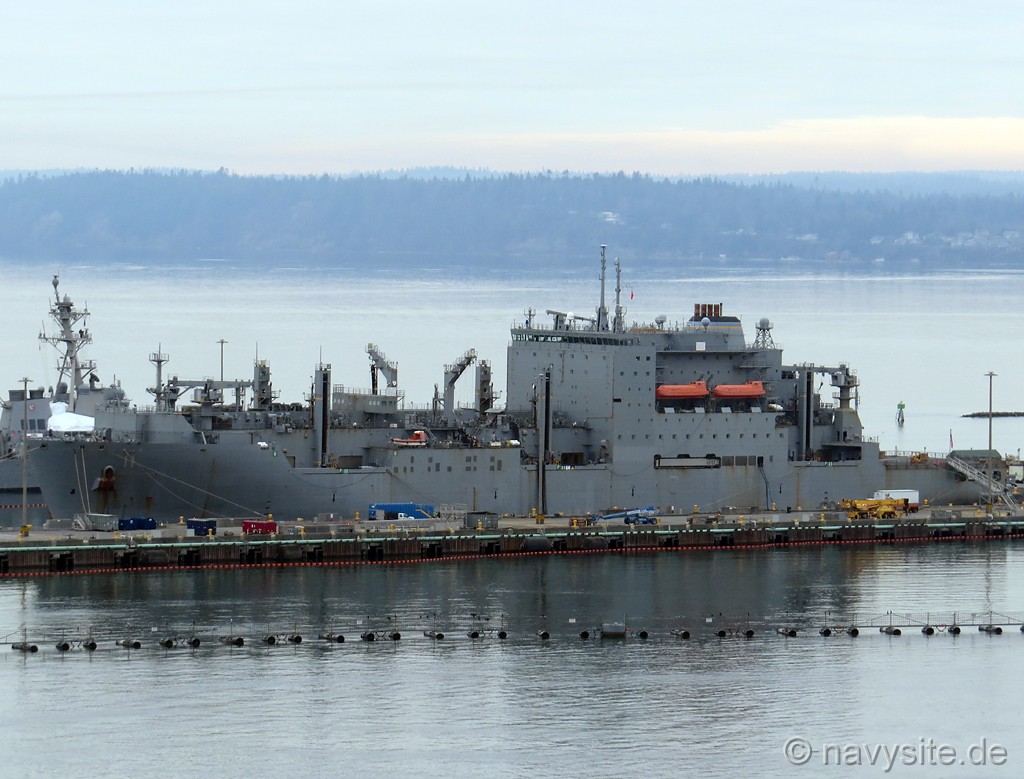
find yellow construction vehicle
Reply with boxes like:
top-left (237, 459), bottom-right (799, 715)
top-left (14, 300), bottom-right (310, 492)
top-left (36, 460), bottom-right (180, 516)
top-left (839, 498), bottom-right (909, 520)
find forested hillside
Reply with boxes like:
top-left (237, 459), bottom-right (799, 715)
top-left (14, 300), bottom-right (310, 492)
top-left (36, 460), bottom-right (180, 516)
top-left (1, 169), bottom-right (1022, 268)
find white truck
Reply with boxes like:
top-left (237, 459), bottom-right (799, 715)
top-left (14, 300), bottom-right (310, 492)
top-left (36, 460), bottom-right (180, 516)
top-left (873, 489), bottom-right (920, 512)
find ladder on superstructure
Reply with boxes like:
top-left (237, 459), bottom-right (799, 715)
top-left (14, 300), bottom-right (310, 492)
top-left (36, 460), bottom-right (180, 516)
top-left (945, 455), bottom-right (1020, 511)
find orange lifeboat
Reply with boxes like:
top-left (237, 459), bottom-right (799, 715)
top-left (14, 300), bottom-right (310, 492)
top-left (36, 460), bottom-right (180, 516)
top-left (655, 381), bottom-right (709, 400)
top-left (391, 430), bottom-right (428, 447)
top-left (712, 381), bottom-right (765, 399)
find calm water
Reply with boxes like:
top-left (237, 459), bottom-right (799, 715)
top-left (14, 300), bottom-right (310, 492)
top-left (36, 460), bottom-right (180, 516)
top-left (1, 545), bottom-right (1023, 777)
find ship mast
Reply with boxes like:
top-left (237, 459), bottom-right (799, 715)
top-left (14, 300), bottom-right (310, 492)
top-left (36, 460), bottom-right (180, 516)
top-left (39, 275), bottom-right (95, 413)
top-left (613, 257), bottom-right (624, 333)
top-left (149, 347), bottom-right (170, 412)
top-left (596, 245), bottom-right (609, 331)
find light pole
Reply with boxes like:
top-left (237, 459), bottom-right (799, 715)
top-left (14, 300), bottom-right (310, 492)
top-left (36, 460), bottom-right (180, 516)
top-left (218, 339), bottom-right (228, 382)
top-left (986, 371), bottom-right (996, 509)
top-left (20, 377), bottom-right (31, 528)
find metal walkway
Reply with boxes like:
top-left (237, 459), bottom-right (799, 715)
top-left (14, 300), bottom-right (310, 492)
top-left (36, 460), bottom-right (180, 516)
top-left (946, 455), bottom-right (1020, 511)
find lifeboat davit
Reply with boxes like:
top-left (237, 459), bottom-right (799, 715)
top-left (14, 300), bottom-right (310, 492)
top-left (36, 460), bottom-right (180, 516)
top-left (712, 381), bottom-right (765, 399)
top-left (655, 381), bottom-right (709, 400)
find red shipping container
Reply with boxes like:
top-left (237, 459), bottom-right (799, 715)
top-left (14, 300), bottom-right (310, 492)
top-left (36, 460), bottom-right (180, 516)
top-left (243, 520), bottom-right (277, 535)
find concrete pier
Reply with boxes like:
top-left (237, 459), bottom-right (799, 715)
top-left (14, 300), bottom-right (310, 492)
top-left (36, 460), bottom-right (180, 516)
top-left (1, 507), bottom-right (1022, 577)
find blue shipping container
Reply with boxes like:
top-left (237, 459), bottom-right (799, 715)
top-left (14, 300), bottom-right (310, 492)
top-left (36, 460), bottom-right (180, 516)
top-left (367, 503), bottom-right (436, 521)
top-left (118, 517), bottom-right (157, 531)
top-left (186, 518), bottom-right (217, 535)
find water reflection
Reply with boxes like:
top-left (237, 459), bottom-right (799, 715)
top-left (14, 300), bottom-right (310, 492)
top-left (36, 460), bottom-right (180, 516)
top-left (5, 544), bottom-right (1020, 640)
top-left (2, 546), bottom-right (1023, 778)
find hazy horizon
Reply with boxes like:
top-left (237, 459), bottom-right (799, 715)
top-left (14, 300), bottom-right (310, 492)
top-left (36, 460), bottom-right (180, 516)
top-left (4, 1), bottom-right (1023, 175)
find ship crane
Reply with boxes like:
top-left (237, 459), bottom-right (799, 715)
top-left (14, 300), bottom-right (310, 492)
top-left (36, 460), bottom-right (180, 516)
top-left (437, 349), bottom-right (476, 426)
top-left (367, 343), bottom-right (398, 395)
top-left (476, 359), bottom-right (497, 414)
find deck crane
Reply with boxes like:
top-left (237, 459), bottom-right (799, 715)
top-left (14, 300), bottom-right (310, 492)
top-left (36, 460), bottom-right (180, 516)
top-left (367, 343), bottom-right (398, 395)
top-left (435, 348), bottom-right (476, 426)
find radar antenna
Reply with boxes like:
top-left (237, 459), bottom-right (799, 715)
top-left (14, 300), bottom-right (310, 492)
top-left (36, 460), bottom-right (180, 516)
top-left (753, 318), bottom-right (776, 349)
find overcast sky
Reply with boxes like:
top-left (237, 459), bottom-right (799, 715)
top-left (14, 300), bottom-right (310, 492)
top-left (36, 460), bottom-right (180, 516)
top-left (3, 1), bottom-right (1023, 175)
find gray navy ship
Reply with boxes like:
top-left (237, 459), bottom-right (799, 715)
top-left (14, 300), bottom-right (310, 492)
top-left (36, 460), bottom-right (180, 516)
top-left (0, 252), bottom-right (1002, 525)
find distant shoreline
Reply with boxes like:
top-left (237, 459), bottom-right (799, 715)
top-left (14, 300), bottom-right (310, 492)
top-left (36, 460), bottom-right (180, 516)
top-left (962, 411), bottom-right (1024, 418)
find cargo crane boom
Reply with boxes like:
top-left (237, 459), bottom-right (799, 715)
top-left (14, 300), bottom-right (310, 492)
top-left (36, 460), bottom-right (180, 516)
top-left (367, 343), bottom-right (398, 395)
top-left (440, 349), bottom-right (476, 426)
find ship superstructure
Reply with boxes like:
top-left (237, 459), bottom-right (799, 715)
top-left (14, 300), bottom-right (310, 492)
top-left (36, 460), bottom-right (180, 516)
top-left (502, 250), bottom-right (881, 515)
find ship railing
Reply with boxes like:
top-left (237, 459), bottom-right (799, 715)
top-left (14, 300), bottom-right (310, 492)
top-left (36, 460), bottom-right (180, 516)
top-left (112, 404), bottom-right (165, 415)
top-left (513, 320), bottom-right (590, 332)
top-left (512, 320), bottom-right (635, 340)
top-left (401, 402), bottom-right (434, 413)
top-left (738, 352), bottom-right (782, 367)
top-left (883, 449), bottom-right (949, 461)
top-left (332, 385), bottom-right (405, 399)
top-left (813, 434), bottom-right (878, 446)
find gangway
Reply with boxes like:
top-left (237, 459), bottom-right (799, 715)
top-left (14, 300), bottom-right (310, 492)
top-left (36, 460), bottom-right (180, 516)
top-left (946, 455), bottom-right (1020, 511)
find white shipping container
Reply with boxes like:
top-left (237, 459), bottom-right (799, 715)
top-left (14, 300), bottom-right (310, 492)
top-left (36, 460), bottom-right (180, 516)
top-left (873, 489), bottom-right (920, 505)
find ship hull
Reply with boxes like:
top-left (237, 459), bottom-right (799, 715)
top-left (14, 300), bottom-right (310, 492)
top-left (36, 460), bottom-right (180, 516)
top-left (23, 434), bottom-right (931, 522)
